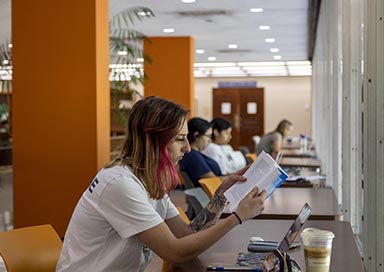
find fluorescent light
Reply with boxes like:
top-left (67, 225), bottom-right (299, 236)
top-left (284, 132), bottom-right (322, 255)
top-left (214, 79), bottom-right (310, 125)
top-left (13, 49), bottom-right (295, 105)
top-left (259, 25), bottom-right (270, 30)
top-left (2, 60), bottom-right (9, 65)
top-left (194, 62), bottom-right (236, 67)
top-left (228, 44), bottom-right (238, 49)
top-left (250, 8), bottom-right (263, 13)
top-left (208, 56), bottom-right (216, 61)
top-left (163, 28), bottom-right (175, 33)
top-left (270, 48), bottom-right (279, 53)
top-left (265, 38), bottom-right (275, 43)
top-left (196, 49), bottom-right (205, 54)
top-left (118, 51), bottom-right (128, 56)
top-left (182, 0), bottom-right (196, 2)
top-left (273, 55), bottom-right (282, 60)
top-left (136, 58), bottom-right (144, 63)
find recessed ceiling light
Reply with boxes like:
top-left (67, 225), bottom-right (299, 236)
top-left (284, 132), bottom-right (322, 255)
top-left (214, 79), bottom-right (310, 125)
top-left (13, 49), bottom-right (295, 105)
top-left (136, 58), bottom-right (144, 63)
top-left (182, 0), bottom-right (196, 3)
top-left (273, 55), bottom-right (282, 60)
top-left (163, 28), bottom-right (175, 33)
top-left (265, 38), bottom-right (275, 43)
top-left (270, 48), bottom-right (279, 53)
top-left (208, 56), bottom-right (216, 61)
top-left (2, 60), bottom-right (9, 65)
top-left (250, 8), bottom-right (263, 13)
top-left (259, 25), bottom-right (270, 30)
top-left (228, 44), bottom-right (238, 49)
top-left (8, 44), bottom-right (12, 48)
top-left (118, 51), bottom-right (128, 56)
top-left (196, 49), bottom-right (205, 54)
top-left (137, 11), bottom-right (152, 17)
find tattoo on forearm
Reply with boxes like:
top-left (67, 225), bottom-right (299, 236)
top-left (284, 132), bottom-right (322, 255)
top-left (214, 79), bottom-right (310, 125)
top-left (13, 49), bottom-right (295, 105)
top-left (189, 191), bottom-right (228, 232)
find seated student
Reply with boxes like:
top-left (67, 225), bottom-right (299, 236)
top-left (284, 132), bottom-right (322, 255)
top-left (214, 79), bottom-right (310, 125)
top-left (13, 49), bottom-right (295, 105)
top-left (178, 117), bottom-right (222, 187)
top-left (203, 117), bottom-right (246, 174)
top-left (56, 96), bottom-right (266, 271)
top-left (256, 119), bottom-right (293, 160)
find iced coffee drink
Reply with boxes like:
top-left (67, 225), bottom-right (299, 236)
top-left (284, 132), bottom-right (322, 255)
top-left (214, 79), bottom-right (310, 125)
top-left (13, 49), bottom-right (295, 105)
top-left (301, 228), bottom-right (335, 272)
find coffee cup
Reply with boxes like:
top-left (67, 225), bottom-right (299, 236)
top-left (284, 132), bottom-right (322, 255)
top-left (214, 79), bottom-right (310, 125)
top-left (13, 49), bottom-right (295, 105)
top-left (301, 228), bottom-right (335, 272)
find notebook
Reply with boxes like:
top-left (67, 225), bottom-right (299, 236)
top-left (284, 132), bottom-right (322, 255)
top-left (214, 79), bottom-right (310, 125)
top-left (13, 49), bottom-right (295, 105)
top-left (207, 203), bottom-right (312, 271)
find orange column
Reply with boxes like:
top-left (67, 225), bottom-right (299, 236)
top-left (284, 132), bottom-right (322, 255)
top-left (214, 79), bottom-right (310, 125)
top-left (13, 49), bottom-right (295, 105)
top-left (143, 37), bottom-right (195, 113)
top-left (12, 0), bottom-right (110, 236)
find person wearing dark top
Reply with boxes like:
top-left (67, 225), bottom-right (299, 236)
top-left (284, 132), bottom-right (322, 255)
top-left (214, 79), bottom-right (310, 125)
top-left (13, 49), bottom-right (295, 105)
top-left (179, 117), bottom-right (222, 187)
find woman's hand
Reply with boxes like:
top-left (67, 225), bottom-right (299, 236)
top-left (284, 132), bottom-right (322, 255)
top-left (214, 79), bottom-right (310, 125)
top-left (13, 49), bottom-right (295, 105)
top-left (235, 187), bottom-right (266, 222)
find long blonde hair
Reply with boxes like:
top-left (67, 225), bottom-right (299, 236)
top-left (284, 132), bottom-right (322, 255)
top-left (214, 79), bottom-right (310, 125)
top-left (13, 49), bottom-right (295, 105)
top-left (106, 96), bottom-right (189, 199)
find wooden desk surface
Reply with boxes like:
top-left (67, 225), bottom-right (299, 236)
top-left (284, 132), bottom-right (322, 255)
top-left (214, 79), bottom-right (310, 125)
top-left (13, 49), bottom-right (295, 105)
top-left (258, 188), bottom-right (342, 220)
top-left (282, 149), bottom-right (317, 158)
top-left (178, 220), bottom-right (364, 272)
top-left (280, 157), bottom-right (322, 168)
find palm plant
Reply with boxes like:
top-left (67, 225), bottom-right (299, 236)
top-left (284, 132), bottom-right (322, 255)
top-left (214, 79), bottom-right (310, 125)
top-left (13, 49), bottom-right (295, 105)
top-left (109, 7), bottom-right (154, 135)
top-left (0, 42), bottom-right (12, 92)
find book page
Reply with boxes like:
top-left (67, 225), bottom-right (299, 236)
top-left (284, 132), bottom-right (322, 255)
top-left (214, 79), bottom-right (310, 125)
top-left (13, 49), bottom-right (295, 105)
top-left (224, 151), bottom-right (287, 212)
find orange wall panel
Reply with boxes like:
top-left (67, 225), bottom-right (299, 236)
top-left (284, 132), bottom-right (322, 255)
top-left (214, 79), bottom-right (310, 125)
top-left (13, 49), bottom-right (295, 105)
top-left (12, 0), bottom-right (110, 236)
top-left (143, 37), bottom-right (195, 114)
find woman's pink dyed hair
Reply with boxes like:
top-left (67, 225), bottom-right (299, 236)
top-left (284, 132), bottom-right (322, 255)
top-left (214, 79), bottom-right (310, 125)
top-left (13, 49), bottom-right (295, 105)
top-left (106, 96), bottom-right (189, 199)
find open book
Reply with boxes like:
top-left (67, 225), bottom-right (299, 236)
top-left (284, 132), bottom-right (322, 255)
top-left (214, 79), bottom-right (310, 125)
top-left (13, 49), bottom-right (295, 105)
top-left (224, 151), bottom-right (288, 212)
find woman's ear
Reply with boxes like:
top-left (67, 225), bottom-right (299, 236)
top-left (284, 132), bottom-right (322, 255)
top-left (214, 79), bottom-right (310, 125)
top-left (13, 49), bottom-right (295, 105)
top-left (193, 131), bottom-right (200, 139)
top-left (213, 129), bottom-right (220, 137)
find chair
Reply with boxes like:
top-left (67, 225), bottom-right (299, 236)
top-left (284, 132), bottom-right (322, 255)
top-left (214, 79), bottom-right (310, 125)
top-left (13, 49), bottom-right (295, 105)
top-left (245, 153), bottom-right (257, 163)
top-left (178, 170), bottom-right (195, 189)
top-left (162, 207), bottom-right (190, 272)
top-left (183, 187), bottom-right (210, 220)
top-left (198, 177), bottom-right (221, 198)
top-left (0, 224), bottom-right (62, 272)
top-left (252, 135), bottom-right (261, 152)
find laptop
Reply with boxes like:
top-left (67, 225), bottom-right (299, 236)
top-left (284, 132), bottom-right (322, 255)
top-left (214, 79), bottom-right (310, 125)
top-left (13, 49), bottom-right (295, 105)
top-left (207, 203), bottom-right (312, 271)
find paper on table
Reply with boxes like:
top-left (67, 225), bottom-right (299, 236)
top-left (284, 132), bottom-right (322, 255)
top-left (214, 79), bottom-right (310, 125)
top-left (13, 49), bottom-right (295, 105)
top-left (224, 151), bottom-right (288, 212)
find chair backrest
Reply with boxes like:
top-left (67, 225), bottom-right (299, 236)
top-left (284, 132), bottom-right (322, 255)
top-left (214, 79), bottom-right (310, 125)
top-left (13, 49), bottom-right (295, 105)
top-left (0, 224), bottom-right (62, 272)
top-left (252, 135), bottom-right (261, 152)
top-left (162, 207), bottom-right (190, 272)
top-left (183, 187), bottom-right (210, 218)
top-left (245, 153), bottom-right (257, 163)
top-left (179, 170), bottom-right (195, 189)
top-left (198, 177), bottom-right (221, 198)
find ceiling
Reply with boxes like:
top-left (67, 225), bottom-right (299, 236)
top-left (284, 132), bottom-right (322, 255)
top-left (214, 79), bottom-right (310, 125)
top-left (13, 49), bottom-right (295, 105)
top-left (0, 0), bottom-right (313, 77)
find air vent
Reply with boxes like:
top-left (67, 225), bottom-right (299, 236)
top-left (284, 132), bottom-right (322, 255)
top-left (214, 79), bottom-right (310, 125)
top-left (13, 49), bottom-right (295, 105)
top-left (175, 9), bottom-right (231, 17)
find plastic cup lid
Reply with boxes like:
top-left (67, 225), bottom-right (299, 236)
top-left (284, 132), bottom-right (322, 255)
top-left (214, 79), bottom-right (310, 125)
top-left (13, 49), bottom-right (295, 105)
top-left (301, 227), bottom-right (335, 239)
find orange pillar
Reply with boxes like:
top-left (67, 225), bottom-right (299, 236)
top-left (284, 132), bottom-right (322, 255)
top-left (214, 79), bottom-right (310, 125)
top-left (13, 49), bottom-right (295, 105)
top-left (12, 0), bottom-right (110, 236)
top-left (143, 37), bottom-right (195, 113)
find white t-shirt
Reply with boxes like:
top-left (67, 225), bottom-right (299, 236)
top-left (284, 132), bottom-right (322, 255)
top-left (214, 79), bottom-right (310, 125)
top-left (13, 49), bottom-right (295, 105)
top-left (56, 166), bottom-right (179, 272)
top-left (203, 143), bottom-right (246, 174)
top-left (203, 143), bottom-right (235, 174)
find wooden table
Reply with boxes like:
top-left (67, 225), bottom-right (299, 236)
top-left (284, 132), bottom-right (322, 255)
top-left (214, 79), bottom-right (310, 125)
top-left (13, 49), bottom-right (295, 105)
top-left (259, 188), bottom-right (342, 220)
top-left (282, 149), bottom-right (317, 158)
top-left (177, 220), bottom-right (364, 272)
top-left (223, 188), bottom-right (341, 220)
top-left (279, 157), bottom-right (322, 169)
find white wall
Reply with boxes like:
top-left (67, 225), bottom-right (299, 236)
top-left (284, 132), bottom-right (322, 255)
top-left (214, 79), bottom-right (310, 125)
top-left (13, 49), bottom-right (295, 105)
top-left (194, 76), bottom-right (312, 137)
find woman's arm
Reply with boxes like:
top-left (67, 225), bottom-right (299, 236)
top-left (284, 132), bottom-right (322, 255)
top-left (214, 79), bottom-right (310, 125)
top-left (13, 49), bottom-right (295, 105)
top-left (139, 178), bottom-right (266, 266)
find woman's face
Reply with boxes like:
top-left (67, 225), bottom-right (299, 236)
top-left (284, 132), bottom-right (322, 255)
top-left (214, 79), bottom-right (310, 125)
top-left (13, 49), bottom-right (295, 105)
top-left (167, 120), bottom-right (191, 165)
top-left (190, 128), bottom-right (212, 151)
top-left (283, 125), bottom-right (293, 137)
top-left (214, 127), bottom-right (232, 145)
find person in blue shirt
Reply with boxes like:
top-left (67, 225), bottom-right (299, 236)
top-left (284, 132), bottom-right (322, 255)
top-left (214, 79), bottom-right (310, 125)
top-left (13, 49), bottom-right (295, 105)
top-left (179, 117), bottom-right (222, 187)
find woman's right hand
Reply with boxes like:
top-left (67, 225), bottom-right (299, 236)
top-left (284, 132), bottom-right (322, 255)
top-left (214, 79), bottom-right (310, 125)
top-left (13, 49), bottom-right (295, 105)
top-left (235, 187), bottom-right (266, 222)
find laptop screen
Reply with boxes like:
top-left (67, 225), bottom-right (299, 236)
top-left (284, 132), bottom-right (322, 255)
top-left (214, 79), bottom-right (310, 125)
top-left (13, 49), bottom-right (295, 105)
top-left (278, 202), bottom-right (312, 252)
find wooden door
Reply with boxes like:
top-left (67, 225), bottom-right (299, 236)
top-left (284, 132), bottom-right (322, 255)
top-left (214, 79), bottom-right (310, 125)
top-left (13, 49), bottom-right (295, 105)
top-left (213, 88), bottom-right (264, 151)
